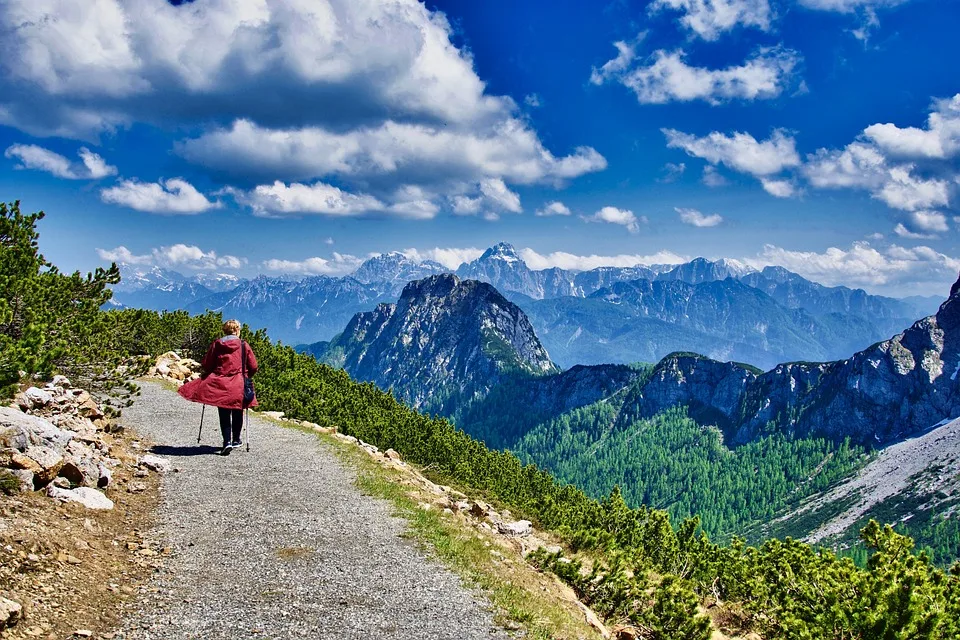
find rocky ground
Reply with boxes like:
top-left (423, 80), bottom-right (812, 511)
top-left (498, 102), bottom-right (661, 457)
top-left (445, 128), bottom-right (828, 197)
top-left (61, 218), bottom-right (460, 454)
top-left (0, 379), bottom-right (171, 639)
top-left (773, 417), bottom-right (960, 545)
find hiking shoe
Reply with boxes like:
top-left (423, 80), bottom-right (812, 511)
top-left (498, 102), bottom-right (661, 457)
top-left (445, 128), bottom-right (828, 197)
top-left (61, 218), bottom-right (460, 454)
top-left (230, 440), bottom-right (243, 449)
top-left (220, 444), bottom-right (232, 456)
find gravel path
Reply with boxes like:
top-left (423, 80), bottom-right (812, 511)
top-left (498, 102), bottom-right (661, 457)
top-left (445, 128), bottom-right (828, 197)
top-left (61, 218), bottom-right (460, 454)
top-left (115, 381), bottom-right (509, 639)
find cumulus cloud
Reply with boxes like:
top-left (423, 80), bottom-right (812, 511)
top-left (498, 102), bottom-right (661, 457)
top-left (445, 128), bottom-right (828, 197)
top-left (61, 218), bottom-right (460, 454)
top-left (592, 43), bottom-right (799, 105)
top-left (664, 128), bottom-right (800, 176)
top-left (100, 178), bottom-right (221, 214)
top-left (863, 95), bottom-right (960, 160)
top-left (96, 244), bottom-right (244, 271)
top-left (519, 248), bottom-right (688, 271)
top-left (524, 94), bottom-right (542, 108)
top-left (803, 142), bottom-right (951, 214)
top-left (176, 118), bottom-right (604, 187)
top-left (261, 253), bottom-right (364, 276)
top-left (0, 0), bottom-right (604, 212)
top-left (234, 181), bottom-right (384, 218)
top-left (451, 178), bottom-right (522, 220)
top-left (583, 206), bottom-right (646, 233)
top-left (650, 0), bottom-right (772, 41)
top-left (4, 144), bottom-right (116, 179)
top-left (677, 207), bottom-right (723, 227)
top-left (746, 241), bottom-right (960, 295)
top-left (760, 177), bottom-right (798, 198)
top-left (536, 201), bottom-right (572, 217)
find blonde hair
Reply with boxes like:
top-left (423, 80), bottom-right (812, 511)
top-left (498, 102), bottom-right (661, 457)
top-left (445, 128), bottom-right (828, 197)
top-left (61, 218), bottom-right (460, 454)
top-left (222, 319), bottom-right (241, 336)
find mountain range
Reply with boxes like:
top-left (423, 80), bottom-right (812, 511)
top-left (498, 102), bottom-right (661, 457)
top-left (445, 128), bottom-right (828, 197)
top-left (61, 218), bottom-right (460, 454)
top-left (109, 242), bottom-right (940, 368)
top-left (306, 267), bottom-right (960, 562)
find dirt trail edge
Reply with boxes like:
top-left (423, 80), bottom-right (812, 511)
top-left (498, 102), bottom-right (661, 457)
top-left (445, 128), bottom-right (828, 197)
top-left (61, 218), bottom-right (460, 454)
top-left (114, 381), bottom-right (509, 640)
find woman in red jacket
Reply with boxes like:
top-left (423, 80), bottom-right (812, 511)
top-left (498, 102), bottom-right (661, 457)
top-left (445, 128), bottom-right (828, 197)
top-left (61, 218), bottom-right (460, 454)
top-left (178, 319), bottom-right (258, 455)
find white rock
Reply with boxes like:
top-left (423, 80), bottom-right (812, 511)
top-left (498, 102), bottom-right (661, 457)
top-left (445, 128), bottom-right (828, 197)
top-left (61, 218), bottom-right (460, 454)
top-left (51, 375), bottom-right (71, 388)
top-left (262, 411), bottom-right (285, 420)
top-left (24, 386), bottom-right (53, 407)
top-left (0, 596), bottom-right (22, 630)
top-left (497, 520), bottom-right (533, 537)
top-left (139, 454), bottom-right (172, 473)
top-left (0, 407), bottom-right (75, 449)
top-left (97, 463), bottom-right (113, 488)
top-left (46, 486), bottom-right (114, 510)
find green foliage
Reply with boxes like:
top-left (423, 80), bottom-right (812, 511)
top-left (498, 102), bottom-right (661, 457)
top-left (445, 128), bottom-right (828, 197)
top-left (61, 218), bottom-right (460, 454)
top-left (0, 469), bottom-right (21, 495)
top-left (509, 400), bottom-right (866, 541)
top-left (0, 201), bottom-right (144, 411)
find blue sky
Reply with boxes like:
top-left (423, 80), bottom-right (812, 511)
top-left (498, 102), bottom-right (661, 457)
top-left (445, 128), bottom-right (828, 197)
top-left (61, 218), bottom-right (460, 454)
top-left (1, 0), bottom-right (959, 296)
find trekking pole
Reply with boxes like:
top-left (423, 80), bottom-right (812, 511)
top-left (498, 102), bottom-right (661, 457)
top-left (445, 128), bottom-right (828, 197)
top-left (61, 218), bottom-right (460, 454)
top-left (197, 404), bottom-right (205, 443)
top-left (245, 407), bottom-right (250, 452)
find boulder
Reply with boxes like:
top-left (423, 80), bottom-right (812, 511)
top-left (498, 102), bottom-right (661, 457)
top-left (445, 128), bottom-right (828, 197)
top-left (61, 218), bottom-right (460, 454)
top-left (0, 407), bottom-right (75, 449)
top-left (0, 597), bottom-right (22, 630)
top-left (8, 469), bottom-right (34, 492)
top-left (16, 446), bottom-right (64, 484)
top-left (24, 386), bottom-right (53, 407)
top-left (384, 448), bottom-right (402, 461)
top-left (139, 454), bottom-right (172, 473)
top-left (12, 392), bottom-right (30, 411)
top-left (47, 486), bottom-right (114, 510)
top-left (497, 519), bottom-right (533, 537)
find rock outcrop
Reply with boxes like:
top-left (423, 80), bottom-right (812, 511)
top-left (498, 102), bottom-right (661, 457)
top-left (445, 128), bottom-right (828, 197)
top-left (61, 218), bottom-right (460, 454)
top-left (628, 271), bottom-right (960, 446)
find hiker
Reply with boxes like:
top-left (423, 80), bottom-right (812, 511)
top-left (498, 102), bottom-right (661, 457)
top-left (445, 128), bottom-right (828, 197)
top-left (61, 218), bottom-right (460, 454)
top-left (178, 319), bottom-right (258, 455)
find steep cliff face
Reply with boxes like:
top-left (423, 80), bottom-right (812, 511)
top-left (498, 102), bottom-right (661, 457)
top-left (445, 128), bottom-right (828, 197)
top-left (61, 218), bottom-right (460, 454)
top-left (629, 273), bottom-right (960, 446)
top-left (324, 274), bottom-right (558, 411)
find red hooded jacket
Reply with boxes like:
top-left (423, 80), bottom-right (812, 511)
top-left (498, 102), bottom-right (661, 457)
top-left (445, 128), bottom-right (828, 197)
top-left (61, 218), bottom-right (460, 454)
top-left (178, 336), bottom-right (258, 409)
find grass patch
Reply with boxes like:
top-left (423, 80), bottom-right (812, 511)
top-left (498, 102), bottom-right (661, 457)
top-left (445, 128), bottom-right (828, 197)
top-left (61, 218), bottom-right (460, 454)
top-left (295, 424), bottom-right (599, 640)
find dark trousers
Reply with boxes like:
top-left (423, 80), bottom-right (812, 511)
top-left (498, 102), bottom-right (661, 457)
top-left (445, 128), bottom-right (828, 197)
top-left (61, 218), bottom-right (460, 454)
top-left (218, 408), bottom-right (243, 445)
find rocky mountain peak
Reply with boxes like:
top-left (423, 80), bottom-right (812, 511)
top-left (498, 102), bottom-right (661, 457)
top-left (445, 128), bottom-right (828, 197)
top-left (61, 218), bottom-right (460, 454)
top-left (320, 274), bottom-right (558, 412)
top-left (479, 242), bottom-right (521, 262)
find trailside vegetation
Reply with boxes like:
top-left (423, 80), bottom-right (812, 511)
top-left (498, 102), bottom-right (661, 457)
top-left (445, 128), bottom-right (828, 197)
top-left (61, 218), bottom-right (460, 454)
top-left (2, 201), bottom-right (958, 638)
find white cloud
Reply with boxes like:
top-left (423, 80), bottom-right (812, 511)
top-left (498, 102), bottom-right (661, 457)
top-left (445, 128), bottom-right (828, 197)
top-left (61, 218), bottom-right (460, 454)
top-left (893, 223), bottom-right (934, 240)
top-left (760, 177), bottom-right (798, 198)
top-left (100, 178), bottom-right (221, 214)
top-left (400, 247), bottom-right (484, 270)
top-left (0, 0), bottom-right (507, 137)
top-left (96, 244), bottom-right (244, 271)
top-left (876, 167), bottom-right (950, 211)
top-left (650, 0), bottom-right (771, 41)
top-left (746, 241), bottom-right (960, 294)
top-left (592, 44), bottom-right (799, 105)
top-left (519, 248), bottom-right (688, 271)
top-left (661, 162), bottom-right (686, 183)
top-left (451, 178), bottom-right (522, 219)
top-left (676, 207), bottom-right (723, 227)
top-left (797, 0), bottom-right (908, 12)
top-left (863, 94), bottom-right (960, 160)
top-left (583, 206), bottom-right (646, 233)
top-left (262, 253), bottom-right (363, 276)
top-left (524, 94), bottom-right (542, 108)
top-left (235, 181), bottom-right (384, 218)
top-left (0, 0), bottom-right (604, 214)
top-left (177, 118), bottom-right (604, 187)
top-left (664, 128), bottom-right (800, 175)
top-left (908, 210), bottom-right (949, 233)
top-left (4, 143), bottom-right (116, 179)
top-left (701, 165), bottom-right (729, 187)
top-left (536, 201), bottom-right (572, 217)
top-left (802, 142), bottom-right (887, 189)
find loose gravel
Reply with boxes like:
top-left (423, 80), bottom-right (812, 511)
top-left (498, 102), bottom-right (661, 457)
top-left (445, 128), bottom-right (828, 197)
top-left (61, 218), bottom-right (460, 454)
top-left (115, 382), bottom-right (509, 639)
